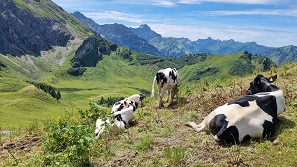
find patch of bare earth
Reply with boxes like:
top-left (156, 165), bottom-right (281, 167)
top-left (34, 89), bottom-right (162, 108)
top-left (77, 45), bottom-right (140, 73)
top-left (0, 134), bottom-right (42, 165)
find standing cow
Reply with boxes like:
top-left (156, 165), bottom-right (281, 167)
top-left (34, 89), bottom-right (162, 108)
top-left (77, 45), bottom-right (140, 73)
top-left (151, 68), bottom-right (180, 108)
top-left (186, 74), bottom-right (285, 143)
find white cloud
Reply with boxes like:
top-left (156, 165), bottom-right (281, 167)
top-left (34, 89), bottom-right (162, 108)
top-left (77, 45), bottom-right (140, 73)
top-left (178, 0), bottom-right (289, 5)
top-left (149, 23), bottom-right (297, 47)
top-left (201, 8), bottom-right (297, 17)
top-left (83, 11), bottom-right (144, 24)
top-left (151, 0), bottom-right (177, 7)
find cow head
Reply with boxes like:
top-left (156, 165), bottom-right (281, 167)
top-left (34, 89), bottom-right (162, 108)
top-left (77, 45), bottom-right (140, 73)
top-left (95, 118), bottom-right (109, 138)
top-left (246, 74), bottom-right (278, 95)
top-left (139, 94), bottom-right (146, 101)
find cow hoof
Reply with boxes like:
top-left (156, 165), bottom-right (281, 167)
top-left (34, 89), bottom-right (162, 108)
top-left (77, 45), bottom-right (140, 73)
top-left (272, 138), bottom-right (280, 145)
top-left (159, 104), bottom-right (164, 108)
top-left (185, 122), bottom-right (196, 127)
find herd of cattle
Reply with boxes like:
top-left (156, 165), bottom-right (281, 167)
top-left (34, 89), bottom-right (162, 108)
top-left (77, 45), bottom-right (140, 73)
top-left (95, 67), bottom-right (286, 144)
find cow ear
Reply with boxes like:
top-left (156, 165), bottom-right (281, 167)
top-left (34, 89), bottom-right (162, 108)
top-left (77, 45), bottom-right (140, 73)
top-left (255, 76), bottom-right (261, 85)
top-left (269, 75), bottom-right (277, 83)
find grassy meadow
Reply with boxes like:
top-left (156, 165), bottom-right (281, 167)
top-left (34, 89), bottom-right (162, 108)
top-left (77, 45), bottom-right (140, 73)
top-left (0, 53), bottom-right (155, 129)
top-left (1, 61), bottom-right (297, 166)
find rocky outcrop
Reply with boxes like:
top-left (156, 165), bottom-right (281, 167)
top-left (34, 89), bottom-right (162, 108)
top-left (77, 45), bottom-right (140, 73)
top-left (75, 37), bottom-right (101, 67)
top-left (67, 36), bottom-right (117, 76)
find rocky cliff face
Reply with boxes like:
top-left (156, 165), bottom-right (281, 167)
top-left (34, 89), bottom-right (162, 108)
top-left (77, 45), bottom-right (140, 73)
top-left (0, 0), bottom-right (75, 56)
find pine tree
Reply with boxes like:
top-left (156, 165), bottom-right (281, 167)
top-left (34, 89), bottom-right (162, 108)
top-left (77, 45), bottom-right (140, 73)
top-left (56, 90), bottom-right (61, 101)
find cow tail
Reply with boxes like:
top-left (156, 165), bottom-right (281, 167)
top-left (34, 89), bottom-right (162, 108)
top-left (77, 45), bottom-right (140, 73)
top-left (151, 75), bottom-right (156, 97)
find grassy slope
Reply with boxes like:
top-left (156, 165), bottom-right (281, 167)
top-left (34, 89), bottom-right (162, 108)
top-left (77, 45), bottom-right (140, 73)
top-left (179, 52), bottom-right (241, 82)
top-left (0, 85), bottom-right (68, 129)
top-left (88, 63), bottom-right (297, 166)
top-left (1, 58), bottom-right (297, 166)
top-left (0, 52), bottom-right (156, 129)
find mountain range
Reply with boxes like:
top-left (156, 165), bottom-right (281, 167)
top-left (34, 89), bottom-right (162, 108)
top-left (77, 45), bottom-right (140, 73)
top-left (73, 12), bottom-right (297, 65)
top-left (0, 0), bottom-right (275, 83)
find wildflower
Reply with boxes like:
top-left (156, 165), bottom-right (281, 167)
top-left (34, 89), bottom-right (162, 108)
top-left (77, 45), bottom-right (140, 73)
top-left (70, 116), bottom-right (76, 121)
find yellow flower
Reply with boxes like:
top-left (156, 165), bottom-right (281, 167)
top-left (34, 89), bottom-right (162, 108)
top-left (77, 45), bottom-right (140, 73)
top-left (61, 133), bottom-right (68, 138)
top-left (70, 116), bottom-right (76, 121)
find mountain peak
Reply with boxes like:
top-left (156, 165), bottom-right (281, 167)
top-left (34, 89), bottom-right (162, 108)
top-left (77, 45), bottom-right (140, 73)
top-left (72, 11), bottom-right (86, 19)
top-left (139, 24), bottom-right (151, 31)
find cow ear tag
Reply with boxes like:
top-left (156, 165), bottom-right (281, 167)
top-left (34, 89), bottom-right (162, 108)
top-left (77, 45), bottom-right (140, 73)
top-left (269, 75), bottom-right (277, 82)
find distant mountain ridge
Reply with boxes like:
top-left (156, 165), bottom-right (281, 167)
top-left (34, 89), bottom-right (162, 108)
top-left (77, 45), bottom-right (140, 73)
top-left (263, 45), bottom-right (297, 66)
top-left (72, 12), bottom-right (297, 65)
top-left (130, 25), bottom-right (272, 56)
top-left (72, 12), bottom-right (161, 56)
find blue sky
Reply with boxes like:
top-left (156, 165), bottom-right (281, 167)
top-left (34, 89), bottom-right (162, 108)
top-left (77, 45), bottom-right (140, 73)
top-left (52, 0), bottom-right (297, 47)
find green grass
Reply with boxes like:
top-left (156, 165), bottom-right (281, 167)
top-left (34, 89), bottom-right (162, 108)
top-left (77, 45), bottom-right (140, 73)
top-left (1, 63), bottom-right (297, 166)
top-left (0, 53), bottom-right (155, 129)
top-left (0, 46), bottom-right (296, 166)
top-left (0, 85), bottom-right (70, 129)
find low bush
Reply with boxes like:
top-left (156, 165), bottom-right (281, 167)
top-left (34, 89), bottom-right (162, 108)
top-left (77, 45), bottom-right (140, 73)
top-left (39, 102), bottom-right (107, 166)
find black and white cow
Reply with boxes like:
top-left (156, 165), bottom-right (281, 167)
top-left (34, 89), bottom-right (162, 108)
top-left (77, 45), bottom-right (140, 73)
top-left (151, 68), bottom-right (180, 108)
top-left (186, 74), bottom-right (285, 143)
top-left (111, 94), bottom-right (145, 113)
top-left (95, 99), bottom-right (139, 138)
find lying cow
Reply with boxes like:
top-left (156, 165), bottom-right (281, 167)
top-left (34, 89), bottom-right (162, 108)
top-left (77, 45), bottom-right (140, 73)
top-left (151, 68), bottom-right (180, 108)
top-left (112, 94), bottom-right (145, 113)
top-left (95, 100), bottom-right (138, 138)
top-left (186, 74), bottom-right (285, 143)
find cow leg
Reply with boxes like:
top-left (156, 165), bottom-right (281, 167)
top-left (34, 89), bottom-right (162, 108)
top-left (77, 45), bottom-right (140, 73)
top-left (171, 87), bottom-right (177, 103)
top-left (166, 89), bottom-right (170, 103)
top-left (185, 110), bottom-right (216, 133)
top-left (185, 121), bottom-right (206, 133)
top-left (159, 88), bottom-right (165, 108)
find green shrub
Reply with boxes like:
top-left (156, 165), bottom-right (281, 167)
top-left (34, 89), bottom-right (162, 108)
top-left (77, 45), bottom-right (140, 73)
top-left (40, 102), bottom-right (107, 166)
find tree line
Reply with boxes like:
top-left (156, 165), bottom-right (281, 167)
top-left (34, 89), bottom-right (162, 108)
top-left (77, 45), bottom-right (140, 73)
top-left (96, 96), bottom-right (124, 107)
top-left (26, 81), bottom-right (61, 101)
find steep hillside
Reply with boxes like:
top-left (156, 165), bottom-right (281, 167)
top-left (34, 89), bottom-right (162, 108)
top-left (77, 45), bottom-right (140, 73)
top-left (0, 0), bottom-right (93, 57)
top-left (73, 12), bottom-right (161, 56)
top-left (263, 45), bottom-right (297, 66)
